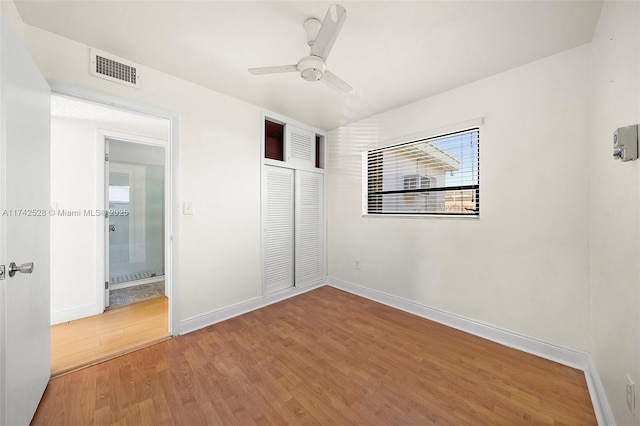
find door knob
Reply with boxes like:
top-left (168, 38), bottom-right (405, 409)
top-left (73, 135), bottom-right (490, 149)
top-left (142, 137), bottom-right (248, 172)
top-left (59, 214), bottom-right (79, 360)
top-left (9, 262), bottom-right (34, 277)
top-left (109, 225), bottom-right (116, 232)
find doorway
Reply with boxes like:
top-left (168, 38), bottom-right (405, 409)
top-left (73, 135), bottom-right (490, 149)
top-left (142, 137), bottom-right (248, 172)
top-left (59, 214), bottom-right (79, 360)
top-left (49, 94), bottom-right (173, 374)
top-left (106, 139), bottom-right (166, 309)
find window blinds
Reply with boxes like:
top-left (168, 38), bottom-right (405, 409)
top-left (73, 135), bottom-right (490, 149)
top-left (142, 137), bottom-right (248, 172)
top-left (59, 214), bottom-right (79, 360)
top-left (365, 128), bottom-right (479, 216)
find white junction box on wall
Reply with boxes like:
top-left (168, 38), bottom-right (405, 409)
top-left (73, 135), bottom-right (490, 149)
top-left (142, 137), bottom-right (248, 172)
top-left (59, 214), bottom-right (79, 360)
top-left (613, 124), bottom-right (638, 162)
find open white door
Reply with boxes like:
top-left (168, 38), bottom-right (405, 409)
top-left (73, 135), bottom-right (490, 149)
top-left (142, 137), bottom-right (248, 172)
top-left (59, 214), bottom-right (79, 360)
top-left (104, 140), bottom-right (110, 309)
top-left (0, 20), bottom-right (51, 425)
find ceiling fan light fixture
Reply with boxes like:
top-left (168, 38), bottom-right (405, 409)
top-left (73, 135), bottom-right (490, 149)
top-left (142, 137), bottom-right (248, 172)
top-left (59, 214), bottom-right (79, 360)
top-left (301, 68), bottom-right (323, 82)
top-left (297, 55), bottom-right (326, 82)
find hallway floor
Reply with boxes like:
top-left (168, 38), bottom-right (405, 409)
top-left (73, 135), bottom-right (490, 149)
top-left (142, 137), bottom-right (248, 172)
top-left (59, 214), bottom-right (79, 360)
top-left (50, 297), bottom-right (169, 376)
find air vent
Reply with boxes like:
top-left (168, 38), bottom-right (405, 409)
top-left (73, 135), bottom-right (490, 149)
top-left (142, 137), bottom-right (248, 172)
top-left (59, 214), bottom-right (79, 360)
top-left (89, 49), bottom-right (140, 88)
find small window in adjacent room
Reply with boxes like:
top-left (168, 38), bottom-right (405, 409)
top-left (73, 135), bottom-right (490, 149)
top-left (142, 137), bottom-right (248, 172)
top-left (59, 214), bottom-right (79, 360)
top-left (108, 185), bottom-right (130, 203)
top-left (364, 128), bottom-right (479, 216)
top-left (265, 119), bottom-right (284, 161)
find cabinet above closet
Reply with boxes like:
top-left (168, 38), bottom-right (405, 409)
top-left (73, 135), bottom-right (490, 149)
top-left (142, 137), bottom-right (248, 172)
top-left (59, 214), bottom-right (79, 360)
top-left (264, 118), bottom-right (324, 170)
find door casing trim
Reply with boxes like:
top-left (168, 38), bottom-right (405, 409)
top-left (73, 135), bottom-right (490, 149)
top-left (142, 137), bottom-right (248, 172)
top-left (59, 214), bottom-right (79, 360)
top-left (50, 82), bottom-right (180, 336)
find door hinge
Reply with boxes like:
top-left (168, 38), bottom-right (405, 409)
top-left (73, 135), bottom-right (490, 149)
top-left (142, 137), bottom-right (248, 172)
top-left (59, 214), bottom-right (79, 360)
top-left (105, 281), bottom-right (108, 290)
top-left (105, 153), bottom-right (109, 161)
top-left (0, 265), bottom-right (5, 280)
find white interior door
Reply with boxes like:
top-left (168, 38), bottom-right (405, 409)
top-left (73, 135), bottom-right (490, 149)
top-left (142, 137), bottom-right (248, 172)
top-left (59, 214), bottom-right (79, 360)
top-left (0, 20), bottom-right (52, 425)
top-left (104, 140), bottom-right (110, 308)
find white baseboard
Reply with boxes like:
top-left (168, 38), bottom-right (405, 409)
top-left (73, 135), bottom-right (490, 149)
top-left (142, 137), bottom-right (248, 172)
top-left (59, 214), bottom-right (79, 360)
top-left (328, 277), bottom-right (589, 368)
top-left (176, 276), bottom-right (613, 425)
top-left (585, 356), bottom-right (617, 426)
top-left (178, 282), bottom-right (324, 335)
top-left (51, 303), bottom-right (102, 325)
top-left (327, 276), bottom-right (614, 425)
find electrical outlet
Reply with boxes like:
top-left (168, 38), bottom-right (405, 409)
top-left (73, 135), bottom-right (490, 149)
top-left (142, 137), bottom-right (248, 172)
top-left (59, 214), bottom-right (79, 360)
top-left (355, 259), bottom-right (361, 270)
top-left (627, 374), bottom-right (636, 414)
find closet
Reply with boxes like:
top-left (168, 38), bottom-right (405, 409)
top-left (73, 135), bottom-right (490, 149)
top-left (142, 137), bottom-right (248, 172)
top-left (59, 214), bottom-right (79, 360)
top-left (263, 117), bottom-right (326, 294)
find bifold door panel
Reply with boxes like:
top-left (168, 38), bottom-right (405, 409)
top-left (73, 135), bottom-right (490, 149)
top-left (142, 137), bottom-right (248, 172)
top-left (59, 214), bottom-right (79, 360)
top-left (263, 165), bottom-right (325, 294)
top-left (263, 166), bottom-right (295, 293)
top-left (295, 170), bottom-right (325, 286)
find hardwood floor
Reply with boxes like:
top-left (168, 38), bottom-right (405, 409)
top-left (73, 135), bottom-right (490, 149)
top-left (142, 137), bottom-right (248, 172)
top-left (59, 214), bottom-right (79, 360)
top-left (50, 297), bottom-right (169, 376)
top-left (35, 287), bottom-right (595, 425)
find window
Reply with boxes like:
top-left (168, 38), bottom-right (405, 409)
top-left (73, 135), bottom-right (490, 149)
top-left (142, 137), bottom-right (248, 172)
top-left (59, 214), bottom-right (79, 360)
top-left (108, 185), bottom-right (130, 203)
top-left (364, 128), bottom-right (479, 216)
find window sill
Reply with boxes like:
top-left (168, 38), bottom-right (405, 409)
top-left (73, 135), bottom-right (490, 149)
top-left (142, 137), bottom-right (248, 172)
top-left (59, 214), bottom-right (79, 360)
top-left (362, 213), bottom-right (480, 220)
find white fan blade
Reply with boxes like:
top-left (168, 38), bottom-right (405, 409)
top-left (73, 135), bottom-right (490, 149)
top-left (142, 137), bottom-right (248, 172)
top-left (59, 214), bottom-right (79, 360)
top-left (323, 70), bottom-right (352, 92)
top-left (249, 65), bottom-right (298, 75)
top-left (310, 4), bottom-right (347, 60)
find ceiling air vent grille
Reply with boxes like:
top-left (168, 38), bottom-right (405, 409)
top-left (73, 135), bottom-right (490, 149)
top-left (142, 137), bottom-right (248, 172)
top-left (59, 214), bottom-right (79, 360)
top-left (89, 49), bottom-right (140, 89)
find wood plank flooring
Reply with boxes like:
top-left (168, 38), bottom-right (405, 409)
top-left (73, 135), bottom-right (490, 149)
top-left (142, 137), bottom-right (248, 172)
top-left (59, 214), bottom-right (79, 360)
top-left (50, 297), bottom-right (169, 376)
top-left (34, 287), bottom-right (596, 425)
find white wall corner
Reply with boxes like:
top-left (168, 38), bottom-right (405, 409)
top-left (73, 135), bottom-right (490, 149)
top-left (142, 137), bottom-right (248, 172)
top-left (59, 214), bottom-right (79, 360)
top-left (178, 282), bottom-right (325, 335)
top-left (585, 356), bottom-right (617, 426)
top-left (50, 303), bottom-right (102, 325)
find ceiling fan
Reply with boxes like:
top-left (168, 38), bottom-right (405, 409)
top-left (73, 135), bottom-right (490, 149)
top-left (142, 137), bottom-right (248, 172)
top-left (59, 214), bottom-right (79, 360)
top-left (248, 4), bottom-right (352, 92)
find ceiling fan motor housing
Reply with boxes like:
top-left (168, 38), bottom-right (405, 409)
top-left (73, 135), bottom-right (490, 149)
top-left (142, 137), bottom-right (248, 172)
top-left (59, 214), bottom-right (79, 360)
top-left (297, 55), bottom-right (326, 82)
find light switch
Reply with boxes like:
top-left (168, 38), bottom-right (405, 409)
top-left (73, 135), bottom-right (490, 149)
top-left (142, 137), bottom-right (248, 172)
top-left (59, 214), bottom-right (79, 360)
top-left (183, 201), bottom-right (194, 215)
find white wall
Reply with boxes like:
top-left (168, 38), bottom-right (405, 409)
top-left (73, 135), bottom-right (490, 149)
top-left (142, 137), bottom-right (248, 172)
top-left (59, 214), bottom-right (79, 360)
top-left (0, 1), bottom-right (24, 40)
top-left (22, 24), bottom-right (264, 326)
top-left (328, 44), bottom-right (592, 351)
top-left (50, 101), bottom-right (168, 324)
top-left (589, 1), bottom-right (640, 424)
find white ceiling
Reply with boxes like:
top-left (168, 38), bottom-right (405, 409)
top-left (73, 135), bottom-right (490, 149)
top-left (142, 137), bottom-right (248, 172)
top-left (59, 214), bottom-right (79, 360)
top-left (15, 1), bottom-right (603, 131)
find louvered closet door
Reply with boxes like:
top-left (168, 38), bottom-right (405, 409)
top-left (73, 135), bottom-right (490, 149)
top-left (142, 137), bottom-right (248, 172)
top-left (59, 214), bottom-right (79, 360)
top-left (264, 166), bottom-right (294, 294)
top-left (286, 124), bottom-right (315, 168)
top-left (295, 170), bottom-right (326, 286)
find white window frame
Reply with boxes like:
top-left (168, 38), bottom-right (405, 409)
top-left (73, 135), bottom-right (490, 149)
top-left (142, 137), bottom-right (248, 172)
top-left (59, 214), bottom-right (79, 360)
top-left (362, 119), bottom-right (483, 218)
